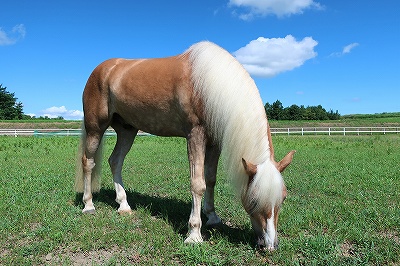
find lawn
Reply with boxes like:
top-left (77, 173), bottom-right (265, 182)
top-left (0, 134), bottom-right (399, 265)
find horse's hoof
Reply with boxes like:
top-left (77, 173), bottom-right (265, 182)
top-left (184, 233), bottom-right (203, 244)
top-left (118, 209), bottom-right (133, 216)
top-left (82, 208), bottom-right (95, 214)
top-left (257, 243), bottom-right (277, 252)
top-left (205, 215), bottom-right (222, 227)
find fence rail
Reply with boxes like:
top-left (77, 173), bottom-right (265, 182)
top-left (270, 127), bottom-right (400, 136)
top-left (0, 127), bottom-right (399, 137)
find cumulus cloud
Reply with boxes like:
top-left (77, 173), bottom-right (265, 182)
top-left (229, 0), bottom-right (323, 20)
top-left (330, 42), bottom-right (359, 57)
top-left (0, 24), bottom-right (26, 46)
top-left (41, 106), bottom-right (83, 120)
top-left (233, 35), bottom-right (318, 77)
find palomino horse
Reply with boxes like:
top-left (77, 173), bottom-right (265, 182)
top-left (75, 41), bottom-right (295, 250)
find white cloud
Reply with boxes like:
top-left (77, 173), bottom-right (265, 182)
top-left (330, 42), bottom-right (359, 57)
top-left (0, 24), bottom-right (26, 46)
top-left (41, 106), bottom-right (83, 120)
top-left (233, 35), bottom-right (318, 77)
top-left (229, 0), bottom-right (323, 19)
top-left (343, 43), bottom-right (359, 54)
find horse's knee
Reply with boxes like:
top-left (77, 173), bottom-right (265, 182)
top-left (191, 178), bottom-right (206, 196)
top-left (82, 155), bottom-right (95, 172)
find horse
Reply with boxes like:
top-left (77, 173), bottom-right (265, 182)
top-left (75, 41), bottom-right (295, 251)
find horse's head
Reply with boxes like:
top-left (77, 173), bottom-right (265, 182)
top-left (242, 149), bottom-right (295, 251)
top-left (241, 151), bottom-right (295, 251)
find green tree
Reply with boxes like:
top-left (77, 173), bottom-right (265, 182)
top-left (327, 109), bottom-right (341, 120)
top-left (310, 105), bottom-right (329, 120)
top-left (270, 100), bottom-right (284, 120)
top-left (264, 100), bottom-right (341, 120)
top-left (285, 104), bottom-right (304, 120)
top-left (264, 102), bottom-right (272, 119)
top-left (0, 84), bottom-right (24, 120)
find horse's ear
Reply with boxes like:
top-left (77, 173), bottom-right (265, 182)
top-left (242, 158), bottom-right (257, 185)
top-left (277, 150), bottom-right (296, 173)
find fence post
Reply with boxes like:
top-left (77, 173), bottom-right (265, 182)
top-left (302, 128), bottom-right (304, 136)
top-left (329, 127), bottom-right (331, 136)
top-left (287, 128), bottom-right (290, 136)
top-left (343, 127), bottom-right (346, 136)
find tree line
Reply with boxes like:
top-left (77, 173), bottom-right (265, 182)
top-left (265, 100), bottom-right (341, 120)
top-left (1, 84), bottom-right (340, 121)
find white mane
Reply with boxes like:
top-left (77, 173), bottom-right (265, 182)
top-left (187, 41), bottom-right (284, 211)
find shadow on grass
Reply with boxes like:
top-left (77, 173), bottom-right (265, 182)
top-left (75, 189), bottom-right (254, 246)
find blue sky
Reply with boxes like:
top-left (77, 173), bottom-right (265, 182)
top-left (1, 0), bottom-right (399, 119)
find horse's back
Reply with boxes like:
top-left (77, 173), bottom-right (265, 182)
top-left (83, 55), bottom-right (201, 137)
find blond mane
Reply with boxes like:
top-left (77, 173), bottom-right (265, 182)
top-left (187, 41), bottom-right (283, 210)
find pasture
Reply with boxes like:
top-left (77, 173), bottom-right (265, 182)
top-left (0, 134), bottom-right (399, 265)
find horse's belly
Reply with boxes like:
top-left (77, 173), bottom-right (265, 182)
top-left (114, 105), bottom-right (194, 138)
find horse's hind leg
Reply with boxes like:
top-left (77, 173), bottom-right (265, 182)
top-left (82, 131), bottom-right (103, 214)
top-left (203, 144), bottom-right (222, 226)
top-left (109, 124), bottom-right (138, 214)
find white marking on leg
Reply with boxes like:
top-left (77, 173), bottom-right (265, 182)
top-left (185, 192), bottom-right (204, 243)
top-left (114, 181), bottom-right (132, 214)
top-left (265, 207), bottom-right (276, 251)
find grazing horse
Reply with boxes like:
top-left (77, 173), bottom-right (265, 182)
top-left (75, 41), bottom-right (295, 251)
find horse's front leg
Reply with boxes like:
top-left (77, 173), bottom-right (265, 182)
top-left (203, 144), bottom-right (222, 226)
top-left (184, 126), bottom-right (206, 243)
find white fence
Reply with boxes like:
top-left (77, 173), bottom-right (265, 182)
top-left (0, 127), bottom-right (399, 137)
top-left (270, 127), bottom-right (400, 136)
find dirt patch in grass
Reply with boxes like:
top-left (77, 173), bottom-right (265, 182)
top-left (378, 230), bottom-right (399, 244)
top-left (340, 240), bottom-right (356, 258)
top-left (43, 246), bottom-right (142, 265)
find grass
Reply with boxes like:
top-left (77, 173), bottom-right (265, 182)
top-left (0, 135), bottom-right (399, 265)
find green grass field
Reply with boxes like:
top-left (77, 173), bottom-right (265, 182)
top-left (0, 135), bottom-right (399, 265)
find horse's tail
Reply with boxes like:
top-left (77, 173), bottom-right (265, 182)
top-left (74, 124), bottom-right (103, 193)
